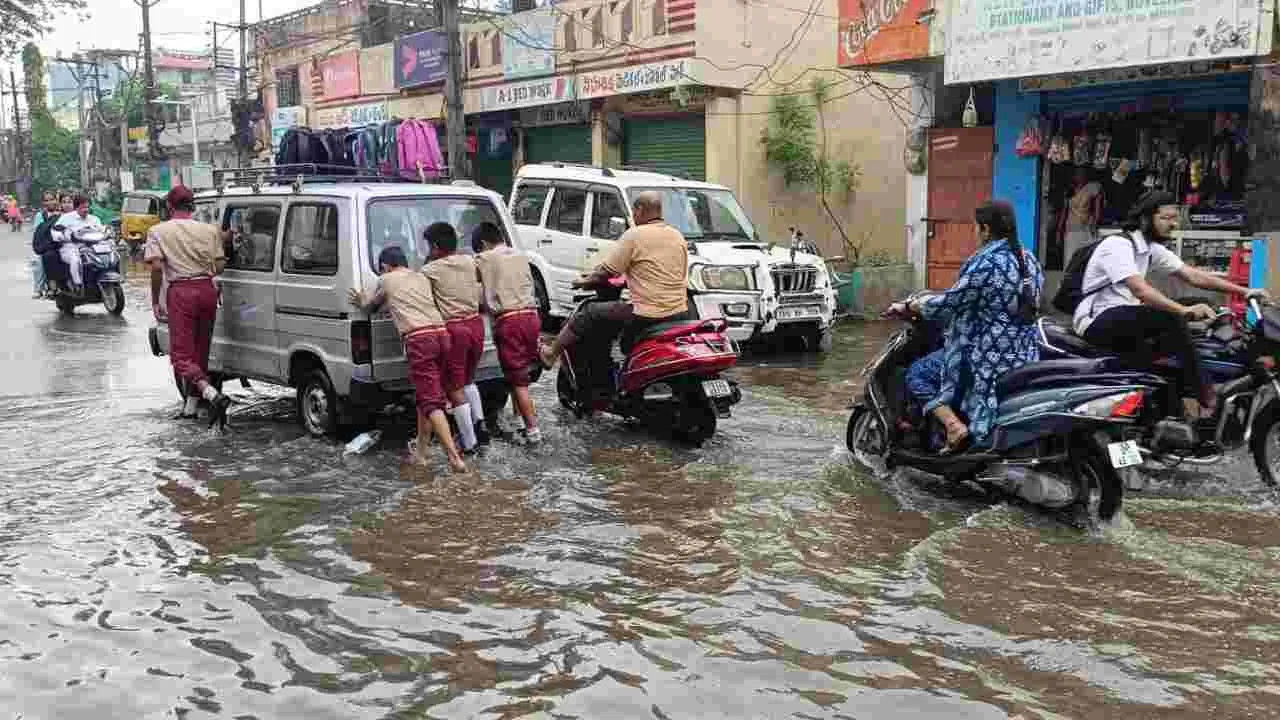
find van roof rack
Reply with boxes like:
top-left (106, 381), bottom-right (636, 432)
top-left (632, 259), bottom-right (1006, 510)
top-left (544, 161), bottom-right (615, 177)
top-left (211, 164), bottom-right (452, 193)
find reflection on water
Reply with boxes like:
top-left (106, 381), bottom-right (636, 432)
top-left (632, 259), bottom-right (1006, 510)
top-left (1, 263), bottom-right (1279, 719)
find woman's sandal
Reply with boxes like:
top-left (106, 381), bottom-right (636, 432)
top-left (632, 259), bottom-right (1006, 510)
top-left (938, 424), bottom-right (971, 456)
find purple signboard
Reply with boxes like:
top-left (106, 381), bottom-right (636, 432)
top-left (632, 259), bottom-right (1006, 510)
top-left (395, 30), bottom-right (446, 89)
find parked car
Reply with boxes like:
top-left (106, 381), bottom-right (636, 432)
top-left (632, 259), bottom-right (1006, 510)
top-left (509, 163), bottom-right (839, 350)
top-left (150, 170), bottom-right (523, 437)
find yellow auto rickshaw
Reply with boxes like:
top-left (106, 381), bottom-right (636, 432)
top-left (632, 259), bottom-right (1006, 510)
top-left (120, 190), bottom-right (170, 255)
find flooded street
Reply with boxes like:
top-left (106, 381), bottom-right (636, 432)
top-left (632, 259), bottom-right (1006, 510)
top-left (3, 238), bottom-right (1280, 719)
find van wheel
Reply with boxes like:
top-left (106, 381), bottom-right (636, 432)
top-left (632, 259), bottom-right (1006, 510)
top-left (532, 271), bottom-right (554, 330)
top-left (297, 369), bottom-right (339, 438)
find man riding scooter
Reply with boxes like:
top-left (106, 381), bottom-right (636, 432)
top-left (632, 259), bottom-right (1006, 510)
top-left (539, 190), bottom-right (690, 367)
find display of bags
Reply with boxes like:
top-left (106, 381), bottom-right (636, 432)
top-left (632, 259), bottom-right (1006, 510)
top-left (1015, 117), bottom-right (1044, 157)
top-left (397, 118), bottom-right (446, 180)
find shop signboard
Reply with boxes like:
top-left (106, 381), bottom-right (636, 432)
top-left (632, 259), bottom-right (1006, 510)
top-left (320, 51), bottom-right (361, 99)
top-left (838, 0), bottom-right (933, 67)
top-left (361, 44), bottom-right (395, 95)
top-left (313, 100), bottom-right (386, 129)
top-left (618, 86), bottom-right (714, 113)
top-left (503, 7), bottom-right (557, 80)
top-left (946, 0), bottom-right (1271, 85)
top-left (395, 29), bottom-right (447, 88)
top-left (1018, 58), bottom-right (1252, 91)
top-left (579, 59), bottom-right (692, 99)
top-left (519, 101), bottom-right (589, 127)
top-left (480, 75), bottom-right (575, 112)
top-left (128, 127), bottom-right (148, 142)
top-left (271, 106), bottom-right (307, 152)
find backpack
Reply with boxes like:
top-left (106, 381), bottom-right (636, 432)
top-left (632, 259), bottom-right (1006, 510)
top-left (32, 217), bottom-right (57, 255)
top-left (275, 127), bottom-right (330, 169)
top-left (1051, 231), bottom-right (1136, 314)
top-left (397, 119), bottom-right (445, 180)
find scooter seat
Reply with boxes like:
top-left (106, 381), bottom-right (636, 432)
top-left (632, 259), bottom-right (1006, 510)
top-left (996, 358), bottom-right (1115, 398)
top-left (1039, 319), bottom-right (1107, 357)
top-left (634, 319), bottom-right (721, 342)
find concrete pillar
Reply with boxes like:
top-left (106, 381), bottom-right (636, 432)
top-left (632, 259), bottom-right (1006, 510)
top-left (704, 94), bottom-right (740, 192)
top-left (904, 72), bottom-right (935, 291)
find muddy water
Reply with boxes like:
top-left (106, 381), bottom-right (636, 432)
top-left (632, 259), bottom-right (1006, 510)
top-left (1, 246), bottom-right (1279, 718)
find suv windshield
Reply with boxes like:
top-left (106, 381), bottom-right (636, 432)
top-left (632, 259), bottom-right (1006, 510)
top-left (626, 187), bottom-right (756, 241)
top-left (367, 196), bottom-right (509, 271)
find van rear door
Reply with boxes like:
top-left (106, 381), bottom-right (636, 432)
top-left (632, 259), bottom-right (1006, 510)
top-left (274, 198), bottom-right (348, 383)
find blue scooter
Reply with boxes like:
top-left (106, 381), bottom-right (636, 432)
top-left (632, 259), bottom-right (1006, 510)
top-left (847, 294), bottom-right (1154, 527)
top-left (48, 224), bottom-right (126, 316)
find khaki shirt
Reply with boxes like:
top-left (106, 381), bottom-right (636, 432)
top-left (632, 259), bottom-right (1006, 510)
top-left (144, 219), bottom-right (225, 282)
top-left (599, 220), bottom-right (688, 318)
top-left (374, 267), bottom-right (444, 335)
top-left (423, 253), bottom-right (481, 320)
top-left (476, 245), bottom-right (535, 315)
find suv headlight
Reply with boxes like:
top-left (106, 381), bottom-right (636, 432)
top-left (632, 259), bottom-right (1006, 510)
top-left (690, 264), bottom-right (755, 291)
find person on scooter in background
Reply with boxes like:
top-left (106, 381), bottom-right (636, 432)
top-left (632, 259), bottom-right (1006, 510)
top-left (30, 192), bottom-right (60, 298)
top-left (1074, 191), bottom-right (1269, 421)
top-left (349, 246), bottom-right (467, 473)
top-left (889, 200), bottom-right (1044, 454)
top-left (539, 190), bottom-right (689, 367)
top-left (144, 186), bottom-right (232, 427)
top-left (474, 221), bottom-right (542, 445)
top-left (54, 193), bottom-right (104, 295)
top-left (422, 222), bottom-right (487, 454)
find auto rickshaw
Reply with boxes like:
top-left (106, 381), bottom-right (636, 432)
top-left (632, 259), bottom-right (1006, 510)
top-left (120, 190), bottom-right (169, 255)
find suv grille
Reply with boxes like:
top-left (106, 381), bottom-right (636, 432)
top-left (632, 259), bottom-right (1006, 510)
top-left (771, 265), bottom-right (817, 294)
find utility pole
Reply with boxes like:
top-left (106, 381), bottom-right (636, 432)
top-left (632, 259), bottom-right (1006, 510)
top-left (238, 0), bottom-right (248, 168)
top-left (76, 63), bottom-right (88, 188)
top-left (136, 0), bottom-right (162, 160)
top-left (9, 69), bottom-right (25, 205)
top-left (443, 0), bottom-right (469, 179)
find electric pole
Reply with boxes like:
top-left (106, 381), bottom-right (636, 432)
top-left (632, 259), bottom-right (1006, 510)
top-left (9, 69), bottom-right (25, 205)
top-left (443, 0), bottom-right (469, 179)
top-left (136, 0), bottom-right (162, 159)
top-left (238, 0), bottom-right (248, 168)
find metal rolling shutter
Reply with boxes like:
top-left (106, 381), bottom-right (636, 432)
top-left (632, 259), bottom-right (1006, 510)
top-left (524, 125), bottom-right (592, 165)
top-left (623, 115), bottom-right (706, 180)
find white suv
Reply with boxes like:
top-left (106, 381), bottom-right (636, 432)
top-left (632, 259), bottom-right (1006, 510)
top-left (509, 163), bottom-right (837, 349)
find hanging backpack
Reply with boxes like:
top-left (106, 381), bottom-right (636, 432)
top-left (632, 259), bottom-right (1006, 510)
top-left (397, 119), bottom-right (445, 180)
top-left (379, 119), bottom-right (402, 176)
top-left (1052, 232), bottom-right (1136, 314)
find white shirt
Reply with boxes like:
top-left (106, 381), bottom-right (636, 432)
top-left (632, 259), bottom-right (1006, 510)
top-left (1073, 230), bottom-right (1184, 335)
top-left (54, 211), bottom-right (104, 241)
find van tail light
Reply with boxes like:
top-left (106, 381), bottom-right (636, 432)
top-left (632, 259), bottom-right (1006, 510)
top-left (351, 320), bottom-right (372, 365)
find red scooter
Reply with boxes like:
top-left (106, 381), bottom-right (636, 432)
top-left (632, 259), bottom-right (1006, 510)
top-left (556, 277), bottom-right (741, 445)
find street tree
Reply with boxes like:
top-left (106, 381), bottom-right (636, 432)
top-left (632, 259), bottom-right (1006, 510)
top-left (22, 43), bottom-right (49, 121)
top-left (2, 1), bottom-right (88, 58)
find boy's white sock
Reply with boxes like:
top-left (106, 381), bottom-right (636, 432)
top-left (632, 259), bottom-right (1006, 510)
top-left (451, 404), bottom-right (477, 450)
top-left (201, 384), bottom-right (220, 402)
top-left (464, 384), bottom-right (484, 425)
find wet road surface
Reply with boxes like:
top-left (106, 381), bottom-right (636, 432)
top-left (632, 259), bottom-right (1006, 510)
top-left (2, 235), bottom-right (1280, 718)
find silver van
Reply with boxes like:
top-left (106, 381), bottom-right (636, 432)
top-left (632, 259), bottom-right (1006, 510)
top-left (150, 173), bottom-right (527, 436)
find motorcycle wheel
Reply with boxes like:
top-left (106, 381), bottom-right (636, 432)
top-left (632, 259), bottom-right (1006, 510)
top-left (556, 365), bottom-right (577, 411)
top-left (671, 398), bottom-right (716, 447)
top-left (1248, 401), bottom-right (1280, 487)
top-left (102, 284), bottom-right (125, 315)
top-left (1070, 440), bottom-right (1125, 529)
top-left (846, 407), bottom-right (889, 475)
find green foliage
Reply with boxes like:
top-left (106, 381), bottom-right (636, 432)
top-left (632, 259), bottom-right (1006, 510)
top-left (3, 2), bottom-right (87, 59)
top-left (761, 81), bottom-right (860, 195)
top-left (30, 115), bottom-right (79, 201)
top-left (21, 43), bottom-right (49, 120)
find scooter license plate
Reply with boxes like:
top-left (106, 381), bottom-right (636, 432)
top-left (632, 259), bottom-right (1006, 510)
top-left (702, 379), bottom-right (732, 398)
top-left (1107, 440), bottom-right (1143, 469)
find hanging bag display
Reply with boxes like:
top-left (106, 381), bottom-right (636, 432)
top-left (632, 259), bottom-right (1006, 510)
top-left (1047, 116), bottom-right (1070, 164)
top-left (1015, 117), bottom-right (1045, 157)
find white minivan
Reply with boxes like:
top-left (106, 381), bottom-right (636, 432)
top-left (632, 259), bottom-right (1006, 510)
top-left (509, 163), bottom-right (838, 349)
top-left (151, 172), bottom-right (529, 436)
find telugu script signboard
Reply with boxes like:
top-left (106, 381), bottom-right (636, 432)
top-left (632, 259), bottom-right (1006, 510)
top-left (945, 0), bottom-right (1271, 85)
top-left (313, 101), bottom-right (387, 129)
top-left (578, 59), bottom-right (692, 99)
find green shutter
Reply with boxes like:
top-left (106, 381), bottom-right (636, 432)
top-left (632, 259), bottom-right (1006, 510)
top-left (623, 116), bottom-right (706, 181)
top-left (524, 124), bottom-right (593, 165)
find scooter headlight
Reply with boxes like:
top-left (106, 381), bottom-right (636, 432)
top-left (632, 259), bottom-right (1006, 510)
top-left (1072, 391), bottom-right (1144, 418)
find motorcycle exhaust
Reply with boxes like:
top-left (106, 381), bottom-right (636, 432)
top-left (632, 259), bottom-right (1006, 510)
top-left (979, 463), bottom-right (1077, 509)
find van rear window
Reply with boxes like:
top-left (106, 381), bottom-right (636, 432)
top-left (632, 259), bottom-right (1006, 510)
top-left (367, 197), bottom-right (509, 272)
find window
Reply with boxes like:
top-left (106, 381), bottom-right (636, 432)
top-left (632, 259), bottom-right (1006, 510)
top-left (591, 11), bottom-right (605, 48)
top-left (224, 205), bottom-right (281, 272)
top-left (619, 0), bottom-right (633, 42)
top-left (511, 184), bottom-right (549, 226)
top-left (181, 69), bottom-right (193, 84)
top-left (194, 201), bottom-right (219, 225)
top-left (275, 67), bottom-right (301, 108)
top-left (591, 190), bottom-right (628, 239)
top-left (122, 195), bottom-right (154, 214)
top-left (627, 187), bottom-right (756, 241)
top-left (563, 16), bottom-right (577, 52)
top-left (282, 204), bottom-right (340, 275)
top-left (469, 37), bottom-right (480, 70)
top-left (491, 32), bottom-right (502, 66)
top-left (547, 186), bottom-right (587, 235)
top-left (652, 0), bottom-right (666, 34)
top-left (367, 197), bottom-right (509, 271)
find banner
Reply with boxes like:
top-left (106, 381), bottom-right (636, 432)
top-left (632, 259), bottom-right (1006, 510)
top-left (395, 30), bottom-right (447, 88)
top-left (946, 0), bottom-right (1270, 85)
top-left (519, 101), bottom-right (589, 127)
top-left (579, 59), bottom-right (691, 99)
top-left (313, 100), bottom-right (386, 129)
top-left (271, 106), bottom-right (306, 152)
top-left (361, 44), bottom-right (395, 95)
top-left (480, 75), bottom-right (575, 112)
top-left (503, 8), bottom-right (556, 80)
top-left (838, 0), bottom-right (932, 67)
top-left (320, 51), bottom-right (361, 99)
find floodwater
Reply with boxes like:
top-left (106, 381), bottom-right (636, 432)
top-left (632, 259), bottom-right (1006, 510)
top-left (2, 236), bottom-right (1279, 719)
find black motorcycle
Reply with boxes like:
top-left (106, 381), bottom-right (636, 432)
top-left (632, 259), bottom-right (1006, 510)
top-left (848, 294), bottom-right (1155, 527)
top-left (1039, 297), bottom-right (1280, 486)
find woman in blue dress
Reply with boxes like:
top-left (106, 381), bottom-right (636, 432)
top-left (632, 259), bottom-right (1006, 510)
top-left (893, 201), bottom-right (1043, 453)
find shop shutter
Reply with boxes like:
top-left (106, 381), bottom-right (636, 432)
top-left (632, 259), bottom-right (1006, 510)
top-left (524, 124), bottom-right (592, 166)
top-left (623, 116), bottom-right (706, 180)
top-left (1041, 73), bottom-right (1251, 113)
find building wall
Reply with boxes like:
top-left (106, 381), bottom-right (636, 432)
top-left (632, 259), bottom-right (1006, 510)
top-left (992, 80), bottom-right (1040, 258)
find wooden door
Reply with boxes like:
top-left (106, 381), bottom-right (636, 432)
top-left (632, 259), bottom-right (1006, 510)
top-left (926, 128), bottom-right (994, 289)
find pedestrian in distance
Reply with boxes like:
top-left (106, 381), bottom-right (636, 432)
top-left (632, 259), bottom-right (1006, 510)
top-left (350, 246), bottom-right (467, 472)
top-left (423, 221), bottom-right (487, 454)
top-left (144, 185), bottom-right (233, 428)
top-left (473, 221), bottom-right (541, 445)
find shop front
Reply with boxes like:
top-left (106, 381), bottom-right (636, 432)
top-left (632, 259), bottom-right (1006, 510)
top-left (519, 102), bottom-right (591, 166)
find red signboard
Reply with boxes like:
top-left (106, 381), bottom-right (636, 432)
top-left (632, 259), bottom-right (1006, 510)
top-left (321, 51), bottom-right (361, 100)
top-left (837, 0), bottom-right (931, 67)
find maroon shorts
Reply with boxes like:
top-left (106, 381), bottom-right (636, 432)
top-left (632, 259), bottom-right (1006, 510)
top-left (494, 309), bottom-right (541, 387)
top-left (444, 314), bottom-right (484, 392)
top-left (403, 327), bottom-right (450, 417)
top-left (166, 277), bottom-right (219, 388)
